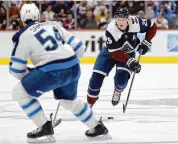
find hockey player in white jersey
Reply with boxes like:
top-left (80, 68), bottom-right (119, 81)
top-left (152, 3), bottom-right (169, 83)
top-left (9, 3), bottom-right (109, 143)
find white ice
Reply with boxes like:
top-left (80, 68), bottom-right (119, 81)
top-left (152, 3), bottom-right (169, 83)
top-left (0, 64), bottom-right (178, 144)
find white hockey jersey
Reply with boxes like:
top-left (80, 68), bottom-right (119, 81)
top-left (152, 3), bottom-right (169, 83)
top-left (9, 21), bottom-right (86, 80)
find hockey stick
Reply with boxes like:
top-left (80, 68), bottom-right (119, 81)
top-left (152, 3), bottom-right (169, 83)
top-left (51, 101), bottom-right (62, 128)
top-left (123, 50), bottom-right (142, 113)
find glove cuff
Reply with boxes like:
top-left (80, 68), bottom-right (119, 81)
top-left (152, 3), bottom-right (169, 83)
top-left (126, 58), bottom-right (136, 67)
top-left (142, 39), bottom-right (152, 48)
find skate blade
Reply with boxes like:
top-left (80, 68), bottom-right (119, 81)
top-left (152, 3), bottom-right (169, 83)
top-left (86, 133), bottom-right (112, 140)
top-left (27, 135), bottom-right (56, 143)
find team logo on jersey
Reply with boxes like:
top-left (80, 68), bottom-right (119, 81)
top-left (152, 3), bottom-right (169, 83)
top-left (168, 34), bottom-right (178, 52)
top-left (121, 41), bottom-right (135, 53)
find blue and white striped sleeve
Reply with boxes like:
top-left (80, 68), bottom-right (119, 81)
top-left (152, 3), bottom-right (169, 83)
top-left (66, 35), bottom-right (86, 59)
top-left (9, 32), bottom-right (29, 80)
top-left (59, 25), bottom-right (86, 59)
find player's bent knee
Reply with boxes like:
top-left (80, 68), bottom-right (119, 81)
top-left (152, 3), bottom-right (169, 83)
top-left (60, 98), bottom-right (79, 112)
top-left (89, 72), bottom-right (105, 89)
top-left (88, 72), bottom-right (105, 96)
top-left (115, 68), bottom-right (131, 90)
top-left (12, 82), bottom-right (29, 101)
top-left (60, 98), bottom-right (85, 114)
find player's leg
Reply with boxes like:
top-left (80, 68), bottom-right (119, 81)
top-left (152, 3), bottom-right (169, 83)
top-left (12, 70), bottom-right (57, 143)
top-left (87, 47), bottom-right (115, 107)
top-left (12, 66), bottom-right (81, 143)
top-left (112, 62), bottom-right (131, 106)
top-left (54, 67), bottom-right (110, 138)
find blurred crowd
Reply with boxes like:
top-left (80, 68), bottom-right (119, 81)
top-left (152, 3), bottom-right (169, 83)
top-left (0, 0), bottom-right (178, 30)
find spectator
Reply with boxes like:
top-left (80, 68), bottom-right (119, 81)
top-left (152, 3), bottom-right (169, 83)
top-left (42, 0), bottom-right (51, 12)
top-left (155, 3), bottom-right (173, 21)
top-left (137, 10), bottom-right (145, 19)
top-left (80, 10), bottom-right (97, 29)
top-left (77, 1), bottom-right (87, 20)
top-left (9, 3), bottom-right (19, 18)
top-left (0, 1), bottom-right (7, 30)
top-left (95, 6), bottom-right (108, 29)
top-left (53, 1), bottom-right (67, 14)
top-left (128, 0), bottom-right (145, 15)
top-left (42, 5), bottom-right (55, 21)
top-left (8, 17), bottom-right (21, 30)
top-left (63, 12), bottom-right (75, 29)
top-left (93, 1), bottom-right (108, 16)
top-left (145, 8), bottom-right (154, 20)
top-left (66, 0), bottom-right (75, 14)
top-left (154, 13), bottom-right (169, 29)
top-left (55, 8), bottom-right (67, 23)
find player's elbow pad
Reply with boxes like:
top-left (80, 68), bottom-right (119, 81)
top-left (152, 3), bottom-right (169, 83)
top-left (75, 45), bottom-right (86, 59)
top-left (9, 71), bottom-right (24, 80)
top-left (145, 23), bottom-right (157, 41)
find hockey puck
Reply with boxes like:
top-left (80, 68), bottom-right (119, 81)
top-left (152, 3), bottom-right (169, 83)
top-left (107, 117), bottom-right (114, 120)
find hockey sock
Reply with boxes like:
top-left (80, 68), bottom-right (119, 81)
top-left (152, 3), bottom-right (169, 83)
top-left (12, 82), bottom-right (47, 127)
top-left (60, 98), bottom-right (99, 128)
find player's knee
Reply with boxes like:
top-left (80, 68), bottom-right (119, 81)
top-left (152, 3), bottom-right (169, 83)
top-left (12, 82), bottom-right (29, 101)
top-left (88, 72), bottom-right (105, 96)
top-left (89, 72), bottom-right (105, 88)
top-left (115, 69), bottom-right (131, 90)
top-left (60, 98), bottom-right (79, 112)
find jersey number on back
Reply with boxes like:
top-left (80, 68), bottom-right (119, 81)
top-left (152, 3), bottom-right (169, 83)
top-left (34, 27), bottom-right (61, 51)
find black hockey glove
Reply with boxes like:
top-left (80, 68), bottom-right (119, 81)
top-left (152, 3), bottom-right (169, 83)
top-left (137, 39), bottom-right (151, 55)
top-left (27, 67), bottom-right (35, 72)
top-left (127, 58), bottom-right (141, 73)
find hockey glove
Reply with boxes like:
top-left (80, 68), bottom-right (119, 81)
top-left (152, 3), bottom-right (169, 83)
top-left (127, 58), bottom-right (141, 73)
top-left (27, 67), bottom-right (35, 72)
top-left (137, 39), bottom-right (151, 55)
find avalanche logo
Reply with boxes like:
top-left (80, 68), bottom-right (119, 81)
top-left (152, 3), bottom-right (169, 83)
top-left (168, 34), bottom-right (178, 52)
top-left (121, 41), bottom-right (135, 53)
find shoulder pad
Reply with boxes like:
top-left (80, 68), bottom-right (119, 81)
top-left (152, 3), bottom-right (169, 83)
top-left (128, 16), bottom-right (140, 32)
top-left (12, 22), bottom-right (36, 43)
top-left (106, 20), bottom-right (123, 41)
top-left (12, 31), bottom-right (21, 43)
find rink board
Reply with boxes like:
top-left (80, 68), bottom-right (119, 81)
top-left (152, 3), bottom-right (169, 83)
top-left (1, 30), bottom-right (178, 64)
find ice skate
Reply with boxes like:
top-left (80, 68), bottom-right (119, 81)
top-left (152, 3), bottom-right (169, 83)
top-left (85, 117), bottom-right (111, 139)
top-left (112, 89), bottom-right (122, 106)
top-left (27, 121), bottom-right (56, 143)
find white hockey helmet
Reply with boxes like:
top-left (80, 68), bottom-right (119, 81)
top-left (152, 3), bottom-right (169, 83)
top-left (20, 3), bottom-right (40, 22)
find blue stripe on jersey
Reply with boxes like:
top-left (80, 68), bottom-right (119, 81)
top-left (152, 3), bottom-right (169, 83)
top-left (67, 36), bottom-right (75, 45)
top-left (28, 106), bottom-right (42, 118)
top-left (74, 41), bottom-right (83, 51)
top-left (22, 99), bottom-right (37, 110)
top-left (82, 111), bottom-right (93, 123)
top-left (11, 57), bottom-right (27, 64)
top-left (11, 22), bottom-right (36, 57)
top-left (75, 103), bottom-right (88, 117)
top-left (9, 67), bottom-right (26, 73)
top-left (37, 56), bottom-right (79, 72)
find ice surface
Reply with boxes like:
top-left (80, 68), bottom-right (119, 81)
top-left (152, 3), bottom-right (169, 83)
top-left (0, 64), bottom-right (178, 144)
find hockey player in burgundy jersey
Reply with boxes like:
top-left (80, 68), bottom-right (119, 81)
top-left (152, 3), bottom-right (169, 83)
top-left (87, 7), bottom-right (157, 107)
